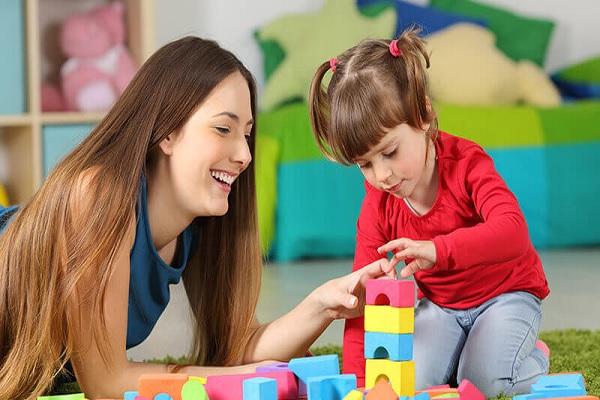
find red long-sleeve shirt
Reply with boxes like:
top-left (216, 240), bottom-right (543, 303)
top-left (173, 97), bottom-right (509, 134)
top-left (344, 131), bottom-right (549, 385)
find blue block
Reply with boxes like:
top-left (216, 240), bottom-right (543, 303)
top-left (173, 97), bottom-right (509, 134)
top-left (42, 124), bottom-right (94, 177)
top-left (530, 373), bottom-right (586, 398)
top-left (0, 0), bottom-right (26, 114)
top-left (414, 392), bottom-right (431, 400)
top-left (306, 374), bottom-right (357, 400)
top-left (123, 391), bottom-right (138, 400)
top-left (243, 377), bottom-right (277, 400)
top-left (289, 354), bottom-right (340, 396)
top-left (364, 331), bottom-right (413, 361)
top-left (154, 393), bottom-right (172, 400)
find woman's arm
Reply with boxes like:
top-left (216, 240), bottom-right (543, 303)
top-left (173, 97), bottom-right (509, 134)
top-left (241, 259), bottom-right (394, 364)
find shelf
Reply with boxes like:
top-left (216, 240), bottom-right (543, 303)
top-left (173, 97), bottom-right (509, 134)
top-left (0, 114), bottom-right (32, 127)
top-left (41, 112), bottom-right (104, 125)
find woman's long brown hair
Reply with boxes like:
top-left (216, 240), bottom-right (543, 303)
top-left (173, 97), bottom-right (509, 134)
top-left (0, 36), bottom-right (262, 399)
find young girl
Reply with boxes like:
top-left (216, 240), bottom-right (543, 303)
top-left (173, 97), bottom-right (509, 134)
top-left (0, 37), bottom-right (394, 400)
top-left (309, 28), bottom-right (550, 397)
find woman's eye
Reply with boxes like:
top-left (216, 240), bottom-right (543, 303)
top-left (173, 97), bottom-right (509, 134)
top-left (358, 162), bottom-right (370, 169)
top-left (216, 126), bottom-right (230, 134)
top-left (383, 149), bottom-right (397, 158)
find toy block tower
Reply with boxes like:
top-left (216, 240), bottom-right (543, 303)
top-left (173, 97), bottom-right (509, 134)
top-left (364, 279), bottom-right (416, 397)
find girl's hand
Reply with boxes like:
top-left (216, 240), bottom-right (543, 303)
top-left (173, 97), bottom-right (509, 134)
top-left (311, 258), bottom-right (396, 321)
top-left (377, 238), bottom-right (437, 278)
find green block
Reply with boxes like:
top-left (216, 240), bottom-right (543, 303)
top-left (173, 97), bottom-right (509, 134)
top-left (436, 102), bottom-right (544, 148)
top-left (539, 100), bottom-right (600, 144)
top-left (182, 379), bottom-right (208, 400)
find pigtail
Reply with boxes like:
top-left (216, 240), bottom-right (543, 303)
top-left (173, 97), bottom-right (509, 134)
top-left (309, 61), bottom-right (336, 161)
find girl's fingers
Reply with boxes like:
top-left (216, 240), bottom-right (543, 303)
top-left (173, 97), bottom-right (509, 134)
top-left (377, 238), bottom-right (409, 254)
top-left (400, 260), bottom-right (421, 278)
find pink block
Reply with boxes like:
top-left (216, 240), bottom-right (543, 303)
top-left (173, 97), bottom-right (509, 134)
top-left (458, 379), bottom-right (485, 400)
top-left (366, 279), bottom-right (415, 307)
top-left (256, 362), bottom-right (290, 373)
top-left (206, 370), bottom-right (298, 400)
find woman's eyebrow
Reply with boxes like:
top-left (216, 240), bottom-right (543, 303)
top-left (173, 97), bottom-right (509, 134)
top-left (212, 111), bottom-right (253, 126)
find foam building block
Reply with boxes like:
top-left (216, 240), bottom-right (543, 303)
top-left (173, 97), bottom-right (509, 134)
top-left (206, 370), bottom-right (298, 400)
top-left (531, 374), bottom-right (586, 398)
top-left (37, 394), bottom-right (85, 400)
top-left (306, 374), bottom-right (357, 400)
top-left (366, 359), bottom-right (415, 397)
top-left (138, 374), bottom-right (189, 400)
top-left (419, 388), bottom-right (459, 397)
top-left (364, 331), bottom-right (413, 361)
top-left (365, 378), bottom-right (398, 400)
top-left (457, 379), bottom-right (485, 400)
top-left (124, 391), bottom-right (138, 400)
top-left (257, 362), bottom-right (291, 373)
top-left (154, 394), bottom-right (172, 400)
top-left (244, 377), bottom-right (277, 400)
top-left (431, 393), bottom-right (460, 399)
top-left (541, 397), bottom-right (598, 400)
top-left (365, 306), bottom-right (414, 334)
top-left (188, 376), bottom-right (208, 385)
top-left (289, 354), bottom-right (340, 396)
top-left (182, 379), bottom-right (208, 400)
top-left (366, 279), bottom-right (415, 307)
top-left (344, 389), bottom-right (365, 399)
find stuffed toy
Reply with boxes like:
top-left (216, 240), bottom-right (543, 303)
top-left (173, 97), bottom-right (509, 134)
top-left (41, 81), bottom-right (67, 112)
top-left (0, 142), bottom-right (9, 207)
top-left (60, 2), bottom-right (137, 112)
top-left (426, 23), bottom-right (560, 107)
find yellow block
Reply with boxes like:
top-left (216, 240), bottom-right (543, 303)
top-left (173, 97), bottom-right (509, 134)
top-left (189, 375), bottom-right (207, 384)
top-left (343, 389), bottom-right (364, 399)
top-left (364, 305), bottom-right (414, 334)
top-left (366, 359), bottom-right (415, 397)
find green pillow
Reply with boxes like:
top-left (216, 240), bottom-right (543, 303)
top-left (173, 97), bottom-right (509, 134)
top-left (254, 2), bottom-right (393, 85)
top-left (255, 135), bottom-right (280, 255)
top-left (557, 56), bottom-right (600, 84)
top-left (255, 0), bottom-right (396, 110)
top-left (430, 0), bottom-right (555, 66)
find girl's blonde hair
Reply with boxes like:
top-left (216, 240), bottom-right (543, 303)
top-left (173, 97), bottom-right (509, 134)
top-left (0, 37), bottom-right (262, 399)
top-left (309, 28), bottom-right (438, 165)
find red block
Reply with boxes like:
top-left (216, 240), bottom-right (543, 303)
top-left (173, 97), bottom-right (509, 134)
top-left (366, 279), bottom-right (415, 307)
top-left (458, 379), bottom-right (485, 400)
top-left (206, 370), bottom-right (298, 399)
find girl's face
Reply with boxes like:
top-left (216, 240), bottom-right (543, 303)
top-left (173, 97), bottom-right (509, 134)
top-left (355, 123), bottom-right (431, 199)
top-left (159, 72), bottom-right (253, 217)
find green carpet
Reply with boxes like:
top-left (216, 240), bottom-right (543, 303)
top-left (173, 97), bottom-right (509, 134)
top-left (53, 329), bottom-right (599, 398)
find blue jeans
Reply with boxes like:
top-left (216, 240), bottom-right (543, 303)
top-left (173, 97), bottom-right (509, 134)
top-left (414, 291), bottom-right (549, 398)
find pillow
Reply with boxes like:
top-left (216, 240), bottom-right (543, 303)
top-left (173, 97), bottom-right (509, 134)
top-left (255, 135), bottom-right (280, 255)
top-left (358, 0), bottom-right (488, 36)
top-left (551, 56), bottom-right (600, 99)
top-left (430, 0), bottom-right (555, 66)
top-left (255, 0), bottom-right (396, 110)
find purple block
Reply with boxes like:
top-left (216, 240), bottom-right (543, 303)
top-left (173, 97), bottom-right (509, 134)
top-left (256, 362), bottom-right (290, 373)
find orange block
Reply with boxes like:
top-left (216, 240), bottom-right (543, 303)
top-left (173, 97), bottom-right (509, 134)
top-left (366, 379), bottom-right (398, 400)
top-left (138, 373), bottom-right (189, 400)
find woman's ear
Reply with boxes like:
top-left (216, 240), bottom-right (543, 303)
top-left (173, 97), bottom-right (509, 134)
top-left (159, 132), bottom-right (176, 156)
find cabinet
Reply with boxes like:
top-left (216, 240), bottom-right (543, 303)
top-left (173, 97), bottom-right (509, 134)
top-left (0, 0), bottom-right (154, 204)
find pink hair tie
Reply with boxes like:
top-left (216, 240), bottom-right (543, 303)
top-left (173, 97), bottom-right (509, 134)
top-left (389, 39), bottom-right (402, 57)
top-left (329, 57), bottom-right (337, 72)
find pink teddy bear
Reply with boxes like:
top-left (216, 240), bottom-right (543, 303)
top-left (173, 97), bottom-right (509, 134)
top-left (60, 2), bottom-right (137, 112)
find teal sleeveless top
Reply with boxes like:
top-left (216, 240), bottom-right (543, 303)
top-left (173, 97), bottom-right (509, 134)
top-left (0, 176), bottom-right (196, 349)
